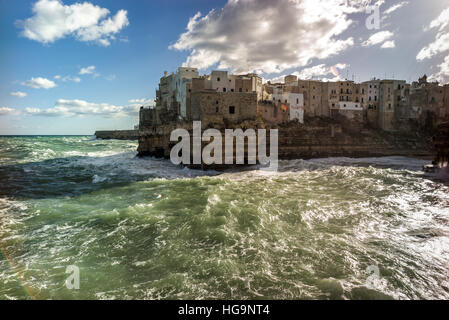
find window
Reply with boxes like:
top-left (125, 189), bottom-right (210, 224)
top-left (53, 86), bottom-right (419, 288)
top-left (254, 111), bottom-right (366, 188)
top-left (231, 89), bottom-right (234, 92)
top-left (229, 106), bottom-right (235, 114)
top-left (216, 100), bottom-right (219, 104)
top-left (388, 103), bottom-right (392, 109)
top-left (216, 107), bottom-right (219, 113)
top-left (239, 88), bottom-right (242, 92)
top-left (223, 88), bottom-right (226, 92)
top-left (217, 77), bottom-right (220, 82)
top-left (296, 98), bottom-right (299, 104)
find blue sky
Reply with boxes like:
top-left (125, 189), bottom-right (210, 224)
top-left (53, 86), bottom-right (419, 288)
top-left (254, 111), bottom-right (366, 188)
top-left (1, 0), bottom-right (449, 135)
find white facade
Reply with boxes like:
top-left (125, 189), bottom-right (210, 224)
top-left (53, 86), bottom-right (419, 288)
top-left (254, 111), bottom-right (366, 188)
top-left (273, 91), bottom-right (304, 123)
top-left (211, 71), bottom-right (233, 93)
top-left (173, 67), bottom-right (199, 117)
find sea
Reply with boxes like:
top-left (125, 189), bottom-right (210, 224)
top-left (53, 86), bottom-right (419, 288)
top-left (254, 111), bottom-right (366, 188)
top-left (0, 135), bottom-right (448, 300)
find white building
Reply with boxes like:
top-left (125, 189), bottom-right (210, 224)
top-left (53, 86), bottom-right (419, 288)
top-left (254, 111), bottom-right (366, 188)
top-left (173, 67), bottom-right (199, 118)
top-left (273, 90), bottom-right (305, 123)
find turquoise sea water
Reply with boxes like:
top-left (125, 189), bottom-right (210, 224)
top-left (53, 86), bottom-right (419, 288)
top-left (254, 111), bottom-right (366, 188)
top-left (0, 136), bottom-right (448, 300)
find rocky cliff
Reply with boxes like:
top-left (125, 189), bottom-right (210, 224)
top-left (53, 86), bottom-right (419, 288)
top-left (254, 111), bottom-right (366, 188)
top-left (137, 118), bottom-right (433, 166)
top-left (433, 122), bottom-right (449, 167)
top-left (95, 130), bottom-right (138, 140)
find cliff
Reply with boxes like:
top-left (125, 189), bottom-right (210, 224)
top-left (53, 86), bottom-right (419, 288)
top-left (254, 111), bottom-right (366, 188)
top-left (95, 130), bottom-right (138, 140)
top-left (433, 122), bottom-right (449, 167)
top-left (137, 118), bottom-right (433, 165)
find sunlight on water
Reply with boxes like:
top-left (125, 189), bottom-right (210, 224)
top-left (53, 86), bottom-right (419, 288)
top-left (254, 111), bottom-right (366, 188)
top-left (0, 136), bottom-right (448, 300)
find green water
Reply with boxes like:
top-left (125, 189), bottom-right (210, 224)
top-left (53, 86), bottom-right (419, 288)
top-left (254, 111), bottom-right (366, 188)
top-left (0, 136), bottom-right (448, 300)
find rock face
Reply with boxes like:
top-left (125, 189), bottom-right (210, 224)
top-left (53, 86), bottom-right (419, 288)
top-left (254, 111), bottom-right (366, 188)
top-left (137, 117), bottom-right (433, 166)
top-left (95, 130), bottom-right (138, 140)
top-left (434, 122), bottom-right (449, 167)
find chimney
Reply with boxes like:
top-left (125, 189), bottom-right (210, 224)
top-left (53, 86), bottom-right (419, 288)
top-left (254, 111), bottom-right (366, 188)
top-left (164, 71), bottom-right (168, 77)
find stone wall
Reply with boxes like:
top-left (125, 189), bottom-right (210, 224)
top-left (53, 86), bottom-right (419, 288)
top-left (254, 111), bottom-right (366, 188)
top-left (95, 130), bottom-right (138, 140)
top-left (190, 91), bottom-right (258, 128)
top-left (137, 118), bottom-right (433, 166)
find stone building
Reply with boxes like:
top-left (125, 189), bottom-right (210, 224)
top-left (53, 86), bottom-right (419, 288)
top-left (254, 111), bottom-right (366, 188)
top-left (190, 91), bottom-right (258, 128)
top-left (377, 80), bottom-right (406, 131)
top-left (156, 67), bottom-right (199, 118)
top-left (208, 71), bottom-right (263, 101)
top-left (409, 75), bottom-right (444, 130)
top-left (323, 81), bottom-right (340, 118)
top-left (297, 80), bottom-right (325, 117)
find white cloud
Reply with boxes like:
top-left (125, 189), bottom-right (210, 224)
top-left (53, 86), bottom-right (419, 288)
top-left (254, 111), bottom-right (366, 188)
top-left (170, 0), bottom-right (373, 74)
top-left (417, 32), bottom-right (449, 61)
top-left (265, 63), bottom-right (347, 83)
top-left (25, 99), bottom-right (141, 118)
top-left (0, 107), bottom-right (20, 116)
top-left (362, 31), bottom-right (394, 46)
top-left (128, 98), bottom-right (155, 106)
top-left (22, 77), bottom-right (57, 89)
top-left (381, 40), bottom-right (395, 49)
top-left (79, 66), bottom-right (96, 75)
top-left (428, 55), bottom-right (449, 84)
top-left (61, 75), bottom-right (81, 83)
top-left (105, 74), bottom-right (116, 81)
top-left (54, 75), bottom-right (61, 79)
top-left (10, 91), bottom-right (27, 98)
top-left (384, 1), bottom-right (408, 15)
top-left (427, 6), bottom-right (449, 32)
top-left (417, 6), bottom-right (449, 61)
top-left (17, 0), bottom-right (129, 46)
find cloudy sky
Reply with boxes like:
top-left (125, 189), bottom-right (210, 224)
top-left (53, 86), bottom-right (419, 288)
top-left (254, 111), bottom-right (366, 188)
top-left (1, 0), bottom-right (449, 134)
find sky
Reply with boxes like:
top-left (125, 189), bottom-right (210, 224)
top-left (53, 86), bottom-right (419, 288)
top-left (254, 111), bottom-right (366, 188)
top-left (1, 0), bottom-right (449, 135)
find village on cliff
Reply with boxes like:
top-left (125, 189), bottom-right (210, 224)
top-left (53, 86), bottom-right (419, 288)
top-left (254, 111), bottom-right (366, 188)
top-left (130, 67), bottom-right (448, 166)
